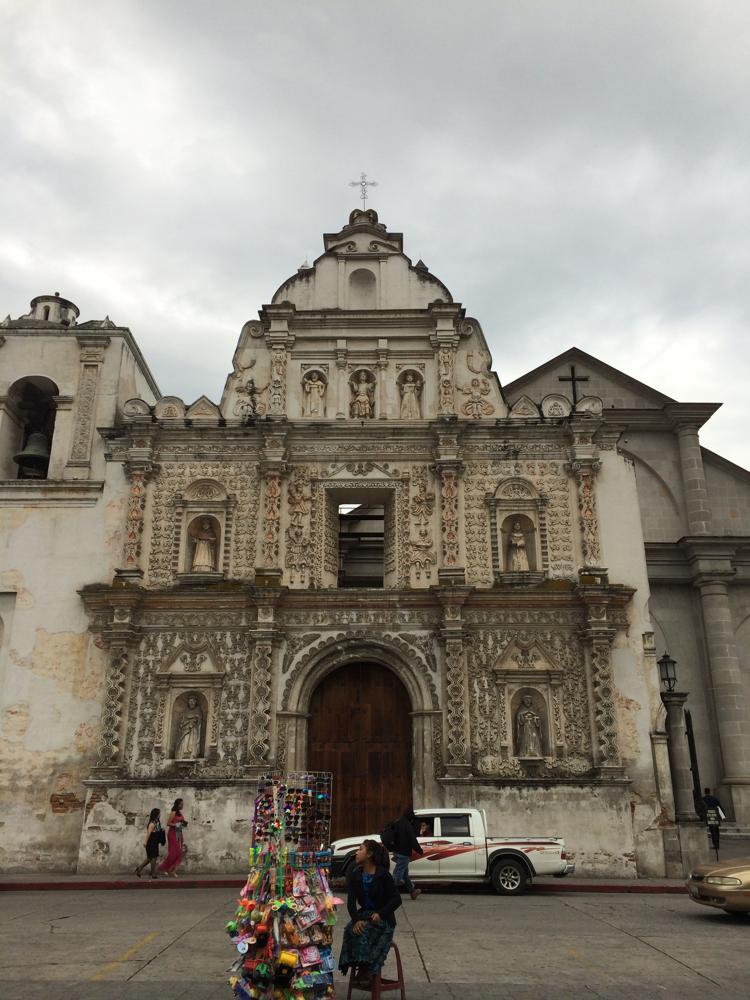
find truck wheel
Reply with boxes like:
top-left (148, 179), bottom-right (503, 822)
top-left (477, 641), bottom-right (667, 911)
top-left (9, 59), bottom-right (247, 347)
top-left (491, 859), bottom-right (529, 895)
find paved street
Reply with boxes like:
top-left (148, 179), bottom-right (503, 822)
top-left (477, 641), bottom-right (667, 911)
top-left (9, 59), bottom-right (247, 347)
top-left (1, 887), bottom-right (748, 999)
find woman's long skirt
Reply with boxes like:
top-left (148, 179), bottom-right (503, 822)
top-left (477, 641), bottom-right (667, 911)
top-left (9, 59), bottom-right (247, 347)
top-left (338, 910), bottom-right (395, 976)
top-left (158, 828), bottom-right (183, 873)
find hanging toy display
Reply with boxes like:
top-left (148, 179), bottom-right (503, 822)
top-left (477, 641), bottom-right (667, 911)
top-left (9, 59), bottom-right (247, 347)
top-left (227, 772), bottom-right (341, 1000)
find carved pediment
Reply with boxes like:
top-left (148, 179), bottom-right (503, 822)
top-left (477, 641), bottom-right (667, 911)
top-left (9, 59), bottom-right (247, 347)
top-left (493, 638), bottom-right (561, 681)
top-left (159, 641), bottom-right (224, 678)
top-left (154, 396), bottom-right (186, 420)
top-left (509, 395), bottom-right (540, 419)
top-left (122, 397), bottom-right (152, 418)
top-left (186, 395), bottom-right (222, 423)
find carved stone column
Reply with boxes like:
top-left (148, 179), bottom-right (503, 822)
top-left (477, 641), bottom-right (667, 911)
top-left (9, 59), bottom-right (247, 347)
top-left (433, 422), bottom-right (465, 585)
top-left (92, 644), bottom-right (129, 778)
top-left (64, 335), bottom-right (110, 478)
top-left (661, 691), bottom-right (697, 821)
top-left (335, 340), bottom-right (347, 419)
top-left (377, 339), bottom-right (388, 418)
top-left (569, 460), bottom-right (604, 571)
top-left (246, 600), bottom-right (281, 768)
top-left (438, 590), bottom-right (472, 777)
top-left (116, 456), bottom-right (155, 582)
top-left (261, 302), bottom-right (295, 417)
top-left (579, 597), bottom-right (624, 776)
top-left (256, 428), bottom-right (287, 583)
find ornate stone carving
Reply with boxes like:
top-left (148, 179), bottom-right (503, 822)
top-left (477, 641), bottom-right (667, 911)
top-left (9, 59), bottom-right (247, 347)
top-left (398, 371), bottom-right (422, 418)
top-left (122, 466), bottom-right (150, 573)
top-left (407, 468), bottom-right (436, 582)
top-left (247, 641), bottom-right (273, 765)
top-left (281, 630), bottom-right (439, 711)
top-left (269, 346), bottom-right (287, 414)
top-left (174, 695), bottom-right (203, 759)
top-left (438, 468), bottom-right (460, 567)
top-left (190, 518), bottom-right (218, 572)
top-left (515, 693), bottom-right (545, 757)
top-left (148, 462), bottom-right (259, 585)
top-left (459, 377), bottom-right (495, 418)
top-left (570, 462), bottom-right (602, 567)
top-left (302, 370), bottom-right (327, 417)
top-left (437, 346), bottom-right (455, 416)
top-left (260, 471), bottom-right (282, 567)
top-left (444, 637), bottom-right (470, 767)
top-left (96, 647), bottom-right (129, 770)
top-left (350, 370), bottom-right (375, 418)
top-left (69, 363), bottom-right (100, 463)
top-left (591, 638), bottom-right (620, 766)
top-left (285, 474), bottom-right (312, 585)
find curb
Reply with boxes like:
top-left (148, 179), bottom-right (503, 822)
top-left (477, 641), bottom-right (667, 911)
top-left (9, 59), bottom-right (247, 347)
top-left (0, 878), bottom-right (687, 894)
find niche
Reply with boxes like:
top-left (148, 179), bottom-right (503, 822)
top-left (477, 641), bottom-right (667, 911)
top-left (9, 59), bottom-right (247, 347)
top-left (170, 690), bottom-right (208, 760)
top-left (348, 268), bottom-right (377, 309)
top-left (511, 687), bottom-right (549, 759)
top-left (186, 514), bottom-right (222, 573)
top-left (501, 513), bottom-right (537, 572)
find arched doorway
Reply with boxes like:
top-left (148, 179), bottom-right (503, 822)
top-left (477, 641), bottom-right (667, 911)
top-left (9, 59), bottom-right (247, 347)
top-left (307, 662), bottom-right (412, 840)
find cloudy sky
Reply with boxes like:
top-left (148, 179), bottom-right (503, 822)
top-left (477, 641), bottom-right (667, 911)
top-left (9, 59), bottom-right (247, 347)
top-left (2, 1), bottom-right (749, 465)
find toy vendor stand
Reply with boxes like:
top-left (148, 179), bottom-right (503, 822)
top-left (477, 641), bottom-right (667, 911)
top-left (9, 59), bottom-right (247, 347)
top-left (226, 772), bottom-right (342, 999)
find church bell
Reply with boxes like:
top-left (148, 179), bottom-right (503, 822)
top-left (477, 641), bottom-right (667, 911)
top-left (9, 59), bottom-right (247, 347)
top-left (14, 432), bottom-right (51, 478)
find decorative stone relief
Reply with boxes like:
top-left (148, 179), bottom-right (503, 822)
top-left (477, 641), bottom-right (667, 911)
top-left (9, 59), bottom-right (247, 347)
top-left (301, 369), bottom-right (327, 417)
top-left (148, 463), bottom-right (259, 585)
top-left (591, 637), bottom-right (620, 766)
top-left (261, 471), bottom-right (283, 567)
top-left (349, 369), bottom-right (375, 418)
top-left (247, 641), bottom-right (273, 765)
top-left (437, 346), bottom-right (456, 416)
top-left (68, 362), bottom-right (101, 465)
top-left (569, 461), bottom-right (602, 567)
top-left (285, 473), bottom-right (312, 585)
top-left (438, 468), bottom-right (460, 567)
top-left (398, 370), bottom-right (423, 419)
top-left (458, 377), bottom-right (495, 418)
top-left (269, 347), bottom-right (287, 415)
top-left (95, 647), bottom-right (129, 772)
top-left (122, 467), bottom-right (150, 573)
top-left (444, 637), bottom-right (470, 767)
top-left (407, 467), bottom-right (436, 583)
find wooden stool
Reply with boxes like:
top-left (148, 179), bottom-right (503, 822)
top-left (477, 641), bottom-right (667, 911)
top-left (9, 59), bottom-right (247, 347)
top-left (346, 941), bottom-right (406, 1000)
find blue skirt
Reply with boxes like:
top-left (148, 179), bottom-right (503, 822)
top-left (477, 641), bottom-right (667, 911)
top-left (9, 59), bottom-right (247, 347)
top-left (338, 910), bottom-right (395, 976)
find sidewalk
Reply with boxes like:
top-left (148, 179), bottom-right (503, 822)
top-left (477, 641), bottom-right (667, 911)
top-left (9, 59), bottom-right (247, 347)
top-left (0, 871), bottom-right (688, 893)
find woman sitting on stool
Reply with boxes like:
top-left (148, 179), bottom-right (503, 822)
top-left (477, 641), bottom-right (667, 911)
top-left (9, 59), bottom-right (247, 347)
top-left (339, 839), bottom-right (402, 986)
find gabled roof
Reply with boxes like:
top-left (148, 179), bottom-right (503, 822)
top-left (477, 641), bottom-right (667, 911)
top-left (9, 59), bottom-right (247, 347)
top-left (503, 346), bottom-right (677, 407)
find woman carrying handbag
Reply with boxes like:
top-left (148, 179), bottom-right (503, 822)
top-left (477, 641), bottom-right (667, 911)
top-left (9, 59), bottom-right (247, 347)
top-left (135, 808), bottom-right (165, 879)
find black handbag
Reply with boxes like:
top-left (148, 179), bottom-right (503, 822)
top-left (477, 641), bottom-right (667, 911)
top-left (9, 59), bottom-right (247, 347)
top-left (156, 829), bottom-right (166, 846)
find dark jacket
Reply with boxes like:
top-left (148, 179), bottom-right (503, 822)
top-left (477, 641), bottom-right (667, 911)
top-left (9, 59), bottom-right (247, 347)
top-left (392, 809), bottom-right (423, 857)
top-left (347, 865), bottom-right (403, 927)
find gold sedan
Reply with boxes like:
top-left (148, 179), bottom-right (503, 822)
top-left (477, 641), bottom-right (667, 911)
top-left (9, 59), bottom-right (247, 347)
top-left (687, 858), bottom-right (750, 914)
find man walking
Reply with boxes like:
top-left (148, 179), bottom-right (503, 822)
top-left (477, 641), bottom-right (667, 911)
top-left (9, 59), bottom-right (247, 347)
top-left (390, 807), bottom-right (424, 900)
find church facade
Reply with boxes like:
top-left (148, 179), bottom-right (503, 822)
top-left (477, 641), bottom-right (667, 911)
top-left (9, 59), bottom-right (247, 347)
top-left (1, 209), bottom-right (749, 877)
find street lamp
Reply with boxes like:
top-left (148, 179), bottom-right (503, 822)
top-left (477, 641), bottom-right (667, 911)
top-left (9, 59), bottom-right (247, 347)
top-left (658, 652), bottom-right (677, 692)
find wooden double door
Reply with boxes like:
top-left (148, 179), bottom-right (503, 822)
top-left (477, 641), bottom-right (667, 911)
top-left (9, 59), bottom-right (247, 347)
top-left (308, 662), bottom-right (412, 840)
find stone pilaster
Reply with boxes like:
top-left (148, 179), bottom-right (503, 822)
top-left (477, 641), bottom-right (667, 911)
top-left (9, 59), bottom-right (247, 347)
top-left (438, 589), bottom-right (472, 776)
top-left (335, 339), bottom-right (347, 418)
top-left (433, 420), bottom-right (465, 585)
top-left (257, 427), bottom-right (287, 581)
top-left (675, 425), bottom-right (712, 535)
top-left (695, 575), bottom-right (750, 820)
top-left (377, 339), bottom-right (388, 418)
top-left (116, 447), bottom-right (156, 582)
top-left (65, 335), bottom-right (110, 478)
top-left (661, 691), bottom-right (697, 821)
top-left (245, 598), bottom-right (281, 769)
top-left (580, 595), bottom-right (624, 776)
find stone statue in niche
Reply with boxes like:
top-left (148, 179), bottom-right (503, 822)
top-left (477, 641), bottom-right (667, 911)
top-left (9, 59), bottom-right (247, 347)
top-left (508, 520), bottom-right (530, 572)
top-left (515, 694), bottom-right (544, 758)
top-left (191, 518), bottom-right (218, 572)
top-left (302, 371), bottom-right (327, 417)
top-left (350, 370), bottom-right (375, 418)
top-left (175, 695), bottom-right (203, 759)
top-left (399, 372), bottom-right (422, 418)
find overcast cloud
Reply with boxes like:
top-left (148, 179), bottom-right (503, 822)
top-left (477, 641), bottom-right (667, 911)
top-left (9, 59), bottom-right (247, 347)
top-left (2, 1), bottom-right (749, 465)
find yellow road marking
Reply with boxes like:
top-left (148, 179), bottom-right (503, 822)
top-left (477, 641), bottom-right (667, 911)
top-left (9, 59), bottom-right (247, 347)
top-left (90, 931), bottom-right (159, 981)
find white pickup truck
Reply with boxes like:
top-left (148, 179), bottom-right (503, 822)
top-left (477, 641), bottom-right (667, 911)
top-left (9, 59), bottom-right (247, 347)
top-left (330, 807), bottom-right (574, 895)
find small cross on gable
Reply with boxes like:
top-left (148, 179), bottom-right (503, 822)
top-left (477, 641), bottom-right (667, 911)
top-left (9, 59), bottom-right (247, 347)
top-left (558, 364), bottom-right (589, 405)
